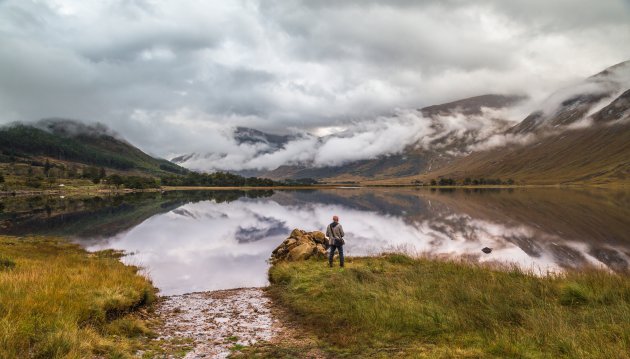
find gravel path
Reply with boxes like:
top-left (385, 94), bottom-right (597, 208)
top-left (155, 288), bottom-right (275, 359)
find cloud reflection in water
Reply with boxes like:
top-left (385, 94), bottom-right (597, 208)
top-left (86, 190), bottom-right (630, 295)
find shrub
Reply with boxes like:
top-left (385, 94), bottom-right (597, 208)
top-left (0, 256), bottom-right (15, 270)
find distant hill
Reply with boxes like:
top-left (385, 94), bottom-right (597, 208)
top-left (373, 61), bottom-right (630, 185)
top-left (0, 119), bottom-right (186, 176)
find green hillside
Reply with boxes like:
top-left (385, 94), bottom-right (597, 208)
top-left (0, 121), bottom-right (186, 176)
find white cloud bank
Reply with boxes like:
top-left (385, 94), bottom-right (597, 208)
top-left (177, 106), bottom-right (527, 171)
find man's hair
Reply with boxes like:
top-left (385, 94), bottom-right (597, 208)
top-left (333, 215), bottom-right (339, 222)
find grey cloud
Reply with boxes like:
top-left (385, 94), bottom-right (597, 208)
top-left (287, 0), bottom-right (630, 29)
top-left (0, 0), bottom-right (629, 160)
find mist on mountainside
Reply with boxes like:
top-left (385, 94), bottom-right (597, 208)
top-left (172, 95), bottom-right (531, 172)
top-left (172, 61), bottom-right (629, 178)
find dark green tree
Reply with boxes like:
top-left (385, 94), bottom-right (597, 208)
top-left (107, 174), bottom-right (124, 188)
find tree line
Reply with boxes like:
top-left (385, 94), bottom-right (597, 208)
top-left (159, 171), bottom-right (276, 187)
top-left (0, 160), bottom-right (282, 190)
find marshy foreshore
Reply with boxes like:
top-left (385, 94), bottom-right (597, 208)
top-left (1, 235), bottom-right (629, 358)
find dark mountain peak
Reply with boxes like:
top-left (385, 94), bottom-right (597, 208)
top-left (420, 94), bottom-right (526, 117)
top-left (233, 126), bottom-right (293, 147)
top-left (510, 61), bottom-right (630, 134)
top-left (171, 127), bottom-right (302, 166)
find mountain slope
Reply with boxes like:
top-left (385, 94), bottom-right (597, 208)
top-left (399, 119), bottom-right (630, 185)
top-left (419, 94), bottom-right (525, 117)
top-left (375, 63), bottom-right (630, 185)
top-left (0, 119), bottom-right (186, 176)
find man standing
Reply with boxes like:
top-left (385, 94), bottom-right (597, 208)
top-left (326, 215), bottom-right (345, 267)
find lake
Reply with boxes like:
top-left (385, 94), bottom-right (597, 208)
top-left (1, 188), bottom-right (628, 295)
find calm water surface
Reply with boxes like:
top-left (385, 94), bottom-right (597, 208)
top-left (1, 188), bottom-right (628, 295)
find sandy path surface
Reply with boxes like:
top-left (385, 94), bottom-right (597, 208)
top-left (155, 288), bottom-right (275, 359)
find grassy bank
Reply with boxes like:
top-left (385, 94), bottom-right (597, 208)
top-left (0, 236), bottom-right (157, 358)
top-left (263, 255), bottom-right (630, 358)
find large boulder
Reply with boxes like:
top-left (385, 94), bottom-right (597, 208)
top-left (271, 229), bottom-right (328, 263)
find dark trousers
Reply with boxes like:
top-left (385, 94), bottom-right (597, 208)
top-left (329, 244), bottom-right (344, 266)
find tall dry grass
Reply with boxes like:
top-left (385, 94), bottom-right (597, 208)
top-left (0, 236), bottom-right (156, 358)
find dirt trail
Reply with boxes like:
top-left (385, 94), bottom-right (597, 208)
top-left (155, 288), bottom-right (275, 358)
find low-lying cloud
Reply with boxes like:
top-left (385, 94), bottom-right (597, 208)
top-left (177, 106), bottom-right (527, 171)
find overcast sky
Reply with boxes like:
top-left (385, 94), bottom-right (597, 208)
top-left (1, 0), bottom-right (629, 158)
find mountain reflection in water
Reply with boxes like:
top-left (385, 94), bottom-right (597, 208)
top-left (1, 188), bottom-right (628, 295)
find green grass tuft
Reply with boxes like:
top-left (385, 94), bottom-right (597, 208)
top-left (230, 343), bottom-right (246, 351)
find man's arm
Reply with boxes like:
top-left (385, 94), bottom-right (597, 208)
top-left (326, 224), bottom-right (332, 238)
top-left (338, 224), bottom-right (345, 238)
